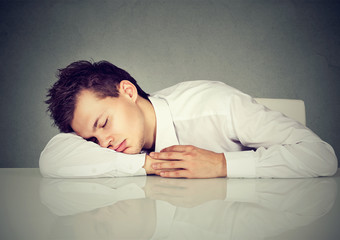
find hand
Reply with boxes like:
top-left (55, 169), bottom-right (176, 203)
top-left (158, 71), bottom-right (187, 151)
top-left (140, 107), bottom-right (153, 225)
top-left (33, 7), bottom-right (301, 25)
top-left (143, 154), bottom-right (177, 175)
top-left (149, 145), bottom-right (227, 179)
top-left (143, 154), bottom-right (160, 175)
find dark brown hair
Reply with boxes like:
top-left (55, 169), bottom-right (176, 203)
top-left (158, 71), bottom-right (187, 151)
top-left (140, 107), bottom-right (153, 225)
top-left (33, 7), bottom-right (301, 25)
top-left (45, 60), bottom-right (149, 132)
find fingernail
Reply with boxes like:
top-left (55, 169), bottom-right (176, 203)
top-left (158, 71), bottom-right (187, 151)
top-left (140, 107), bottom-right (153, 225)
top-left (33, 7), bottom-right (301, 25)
top-left (150, 152), bottom-right (155, 157)
top-left (152, 164), bottom-right (157, 169)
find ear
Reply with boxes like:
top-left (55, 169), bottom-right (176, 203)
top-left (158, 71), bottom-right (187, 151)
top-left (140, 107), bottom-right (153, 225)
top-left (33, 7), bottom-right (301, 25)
top-left (118, 80), bottom-right (138, 102)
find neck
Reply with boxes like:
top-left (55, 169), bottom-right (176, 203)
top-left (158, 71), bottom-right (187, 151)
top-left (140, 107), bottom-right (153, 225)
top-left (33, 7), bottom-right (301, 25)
top-left (136, 96), bottom-right (156, 150)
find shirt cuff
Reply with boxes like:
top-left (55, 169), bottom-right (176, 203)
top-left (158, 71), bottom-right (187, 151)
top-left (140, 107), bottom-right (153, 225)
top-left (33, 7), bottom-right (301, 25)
top-left (225, 151), bottom-right (257, 178)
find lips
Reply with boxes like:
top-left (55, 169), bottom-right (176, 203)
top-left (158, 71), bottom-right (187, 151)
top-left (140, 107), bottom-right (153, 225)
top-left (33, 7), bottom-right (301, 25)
top-left (115, 140), bottom-right (127, 152)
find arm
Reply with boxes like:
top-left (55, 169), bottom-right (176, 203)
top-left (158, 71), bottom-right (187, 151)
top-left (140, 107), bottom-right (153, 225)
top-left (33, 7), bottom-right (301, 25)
top-left (150, 92), bottom-right (337, 178)
top-left (225, 93), bottom-right (338, 178)
top-left (39, 133), bottom-right (146, 178)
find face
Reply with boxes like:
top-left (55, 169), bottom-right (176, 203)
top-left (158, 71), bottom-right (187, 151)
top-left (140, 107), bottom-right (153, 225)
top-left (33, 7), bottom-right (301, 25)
top-left (71, 81), bottom-right (146, 154)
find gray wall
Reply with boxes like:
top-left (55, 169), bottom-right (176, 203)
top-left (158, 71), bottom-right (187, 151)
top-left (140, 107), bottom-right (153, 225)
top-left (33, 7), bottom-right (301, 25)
top-left (0, 0), bottom-right (339, 168)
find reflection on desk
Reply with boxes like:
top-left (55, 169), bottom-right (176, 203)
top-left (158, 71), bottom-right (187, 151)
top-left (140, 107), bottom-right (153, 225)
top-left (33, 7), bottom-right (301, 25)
top-left (40, 176), bottom-right (337, 240)
top-left (1, 169), bottom-right (339, 240)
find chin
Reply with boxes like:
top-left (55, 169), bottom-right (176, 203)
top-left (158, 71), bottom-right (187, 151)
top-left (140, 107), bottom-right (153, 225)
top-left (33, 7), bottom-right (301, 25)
top-left (123, 147), bottom-right (140, 154)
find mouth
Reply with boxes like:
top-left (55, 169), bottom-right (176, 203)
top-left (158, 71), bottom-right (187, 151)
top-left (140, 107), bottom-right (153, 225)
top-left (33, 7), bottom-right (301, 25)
top-left (114, 139), bottom-right (127, 152)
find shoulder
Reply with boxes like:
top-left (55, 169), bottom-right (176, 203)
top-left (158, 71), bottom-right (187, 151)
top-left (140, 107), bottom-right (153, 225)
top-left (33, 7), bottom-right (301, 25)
top-left (152, 80), bottom-right (241, 100)
top-left (151, 80), bottom-right (247, 118)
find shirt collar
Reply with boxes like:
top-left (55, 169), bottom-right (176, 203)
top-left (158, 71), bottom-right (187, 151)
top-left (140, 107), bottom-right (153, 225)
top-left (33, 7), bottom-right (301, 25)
top-left (148, 96), bottom-right (179, 152)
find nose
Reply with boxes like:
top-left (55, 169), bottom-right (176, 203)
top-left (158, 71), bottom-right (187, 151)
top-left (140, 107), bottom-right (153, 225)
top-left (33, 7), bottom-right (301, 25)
top-left (97, 134), bottom-right (113, 148)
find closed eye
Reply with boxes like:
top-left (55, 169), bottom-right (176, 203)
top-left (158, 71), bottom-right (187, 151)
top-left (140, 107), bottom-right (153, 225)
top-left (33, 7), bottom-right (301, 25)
top-left (102, 118), bottom-right (108, 128)
top-left (87, 137), bottom-right (98, 144)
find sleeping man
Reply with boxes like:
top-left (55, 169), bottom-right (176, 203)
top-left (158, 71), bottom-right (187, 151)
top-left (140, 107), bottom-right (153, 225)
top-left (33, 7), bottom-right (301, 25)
top-left (39, 60), bottom-right (338, 178)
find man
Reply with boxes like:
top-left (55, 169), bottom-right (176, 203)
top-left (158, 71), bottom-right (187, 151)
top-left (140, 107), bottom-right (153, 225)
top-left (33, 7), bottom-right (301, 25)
top-left (40, 60), bottom-right (338, 178)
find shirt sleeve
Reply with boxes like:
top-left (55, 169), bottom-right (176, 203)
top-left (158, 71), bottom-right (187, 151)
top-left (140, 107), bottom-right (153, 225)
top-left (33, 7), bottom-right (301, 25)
top-left (39, 133), bottom-right (146, 178)
top-left (225, 92), bottom-right (338, 178)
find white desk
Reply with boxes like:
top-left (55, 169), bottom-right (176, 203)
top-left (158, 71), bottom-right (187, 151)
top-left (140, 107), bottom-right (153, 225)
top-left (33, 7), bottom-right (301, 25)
top-left (1, 168), bottom-right (339, 240)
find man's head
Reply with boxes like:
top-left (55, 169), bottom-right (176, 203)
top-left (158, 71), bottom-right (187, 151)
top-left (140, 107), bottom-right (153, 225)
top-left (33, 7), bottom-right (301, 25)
top-left (46, 60), bottom-right (153, 153)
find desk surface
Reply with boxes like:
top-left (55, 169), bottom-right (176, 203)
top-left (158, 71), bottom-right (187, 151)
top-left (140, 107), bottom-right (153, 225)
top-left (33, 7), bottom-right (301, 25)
top-left (0, 168), bottom-right (339, 240)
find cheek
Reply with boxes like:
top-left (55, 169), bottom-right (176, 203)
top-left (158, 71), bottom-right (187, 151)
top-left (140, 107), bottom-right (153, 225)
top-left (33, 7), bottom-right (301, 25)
top-left (115, 104), bottom-right (144, 133)
top-left (127, 109), bottom-right (144, 132)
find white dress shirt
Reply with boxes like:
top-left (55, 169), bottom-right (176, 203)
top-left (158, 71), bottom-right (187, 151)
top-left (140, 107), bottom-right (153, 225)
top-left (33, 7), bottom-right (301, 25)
top-left (39, 80), bottom-right (338, 178)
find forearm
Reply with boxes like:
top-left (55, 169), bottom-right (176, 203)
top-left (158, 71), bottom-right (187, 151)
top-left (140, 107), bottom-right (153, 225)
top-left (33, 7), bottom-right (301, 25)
top-left (228, 92), bottom-right (338, 178)
top-left (226, 141), bottom-right (338, 178)
top-left (256, 141), bottom-right (338, 178)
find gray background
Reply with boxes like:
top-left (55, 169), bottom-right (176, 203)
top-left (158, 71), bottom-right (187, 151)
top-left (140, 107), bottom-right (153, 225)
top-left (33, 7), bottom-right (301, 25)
top-left (0, 0), bottom-right (339, 168)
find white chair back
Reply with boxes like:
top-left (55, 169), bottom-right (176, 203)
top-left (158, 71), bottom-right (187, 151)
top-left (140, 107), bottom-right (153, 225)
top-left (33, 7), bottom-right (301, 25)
top-left (254, 98), bottom-right (306, 126)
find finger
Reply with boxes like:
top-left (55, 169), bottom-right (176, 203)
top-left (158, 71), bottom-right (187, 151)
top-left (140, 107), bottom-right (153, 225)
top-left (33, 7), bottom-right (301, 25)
top-left (150, 151), bottom-right (184, 160)
top-left (161, 145), bottom-right (194, 153)
top-left (152, 161), bottom-right (186, 170)
top-left (147, 169), bottom-right (163, 176)
top-left (160, 170), bottom-right (189, 178)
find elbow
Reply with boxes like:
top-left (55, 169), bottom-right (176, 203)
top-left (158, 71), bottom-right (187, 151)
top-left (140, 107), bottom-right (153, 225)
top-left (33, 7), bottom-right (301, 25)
top-left (314, 143), bottom-right (338, 177)
top-left (325, 153), bottom-right (338, 177)
top-left (39, 149), bottom-right (52, 177)
top-left (39, 141), bottom-right (61, 178)
top-left (293, 141), bottom-right (338, 177)
top-left (38, 133), bottom-right (76, 178)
